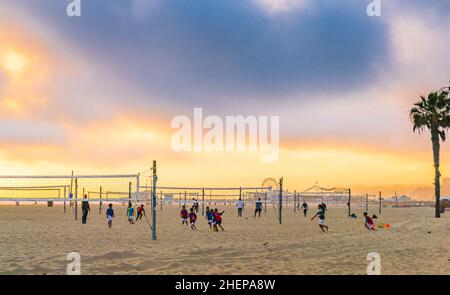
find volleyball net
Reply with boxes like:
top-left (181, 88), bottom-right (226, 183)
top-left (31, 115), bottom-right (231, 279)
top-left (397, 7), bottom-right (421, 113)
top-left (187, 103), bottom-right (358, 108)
top-left (0, 174), bottom-right (141, 203)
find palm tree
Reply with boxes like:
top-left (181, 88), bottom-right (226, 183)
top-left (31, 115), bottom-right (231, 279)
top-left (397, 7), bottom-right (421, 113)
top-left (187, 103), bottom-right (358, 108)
top-left (409, 83), bottom-right (450, 218)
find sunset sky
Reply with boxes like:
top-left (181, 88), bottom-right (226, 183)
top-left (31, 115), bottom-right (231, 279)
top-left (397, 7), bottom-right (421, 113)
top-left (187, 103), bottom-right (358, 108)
top-left (0, 0), bottom-right (449, 198)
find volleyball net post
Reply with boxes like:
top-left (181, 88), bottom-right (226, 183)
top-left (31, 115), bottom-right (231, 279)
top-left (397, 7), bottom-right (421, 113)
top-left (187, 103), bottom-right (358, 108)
top-left (379, 191), bottom-right (382, 215)
top-left (348, 188), bottom-right (351, 217)
top-left (278, 177), bottom-right (283, 224)
top-left (264, 192), bottom-right (267, 214)
top-left (151, 161), bottom-right (157, 241)
top-left (74, 178), bottom-right (78, 220)
top-left (202, 188), bottom-right (205, 216)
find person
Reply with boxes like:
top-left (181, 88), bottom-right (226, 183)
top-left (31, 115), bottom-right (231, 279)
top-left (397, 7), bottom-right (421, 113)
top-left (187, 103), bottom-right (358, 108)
top-left (106, 203), bottom-right (114, 228)
top-left (311, 204), bottom-right (328, 232)
top-left (254, 198), bottom-right (262, 218)
top-left (236, 198), bottom-right (244, 218)
top-left (180, 205), bottom-right (188, 226)
top-left (81, 194), bottom-right (90, 224)
top-left (205, 206), bottom-right (214, 229)
top-left (127, 203), bottom-right (135, 224)
top-left (69, 192), bottom-right (74, 208)
top-left (188, 208), bottom-right (198, 231)
top-left (191, 198), bottom-right (198, 213)
top-left (321, 202), bottom-right (327, 212)
top-left (213, 208), bottom-right (225, 231)
top-left (136, 204), bottom-right (145, 221)
top-left (301, 201), bottom-right (308, 217)
top-left (363, 212), bottom-right (375, 231)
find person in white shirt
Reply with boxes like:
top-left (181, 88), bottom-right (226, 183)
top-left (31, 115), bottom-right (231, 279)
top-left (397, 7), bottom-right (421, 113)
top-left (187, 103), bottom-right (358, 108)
top-left (236, 198), bottom-right (244, 218)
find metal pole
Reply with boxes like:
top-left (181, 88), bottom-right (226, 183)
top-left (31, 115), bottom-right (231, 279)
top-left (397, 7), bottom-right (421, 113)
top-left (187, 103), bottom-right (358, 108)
top-left (160, 190), bottom-right (163, 212)
top-left (279, 178), bottom-right (283, 224)
top-left (99, 186), bottom-right (102, 214)
top-left (70, 170), bottom-right (74, 208)
top-left (294, 191), bottom-right (297, 213)
top-left (63, 187), bottom-right (66, 214)
top-left (379, 191), bottom-right (382, 215)
top-left (202, 188), bottom-right (205, 216)
top-left (264, 192), bottom-right (267, 214)
top-left (128, 182), bottom-right (132, 208)
top-left (152, 161), bottom-right (157, 241)
top-left (365, 193), bottom-right (368, 212)
top-left (74, 178), bottom-right (78, 221)
top-left (348, 188), bottom-right (351, 217)
top-left (136, 173), bottom-right (140, 206)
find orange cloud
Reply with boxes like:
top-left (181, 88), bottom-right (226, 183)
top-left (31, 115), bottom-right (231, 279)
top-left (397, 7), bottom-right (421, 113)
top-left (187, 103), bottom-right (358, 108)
top-left (0, 24), bottom-right (52, 117)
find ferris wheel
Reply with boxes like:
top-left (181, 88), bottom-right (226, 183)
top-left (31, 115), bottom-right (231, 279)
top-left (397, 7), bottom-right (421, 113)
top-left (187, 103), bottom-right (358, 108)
top-left (261, 177), bottom-right (279, 194)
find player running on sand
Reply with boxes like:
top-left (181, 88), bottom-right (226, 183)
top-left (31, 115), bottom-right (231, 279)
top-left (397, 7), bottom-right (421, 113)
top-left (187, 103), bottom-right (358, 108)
top-left (188, 208), bottom-right (198, 231)
top-left (180, 205), bottom-right (188, 226)
top-left (363, 212), bottom-right (376, 231)
top-left (311, 204), bottom-right (328, 232)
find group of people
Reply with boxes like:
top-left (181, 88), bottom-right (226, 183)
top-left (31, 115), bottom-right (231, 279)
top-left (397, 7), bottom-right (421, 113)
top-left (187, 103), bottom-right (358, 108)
top-left (105, 203), bottom-right (146, 228)
top-left (82, 194), bottom-right (376, 232)
top-left (180, 205), bottom-right (225, 231)
top-left (235, 197), bottom-right (263, 218)
top-left (238, 197), bottom-right (376, 233)
top-left (78, 194), bottom-right (147, 228)
top-left (307, 201), bottom-right (376, 232)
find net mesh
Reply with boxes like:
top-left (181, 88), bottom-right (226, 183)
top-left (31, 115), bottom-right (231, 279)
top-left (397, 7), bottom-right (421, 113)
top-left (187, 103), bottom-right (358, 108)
top-left (0, 175), bottom-right (139, 202)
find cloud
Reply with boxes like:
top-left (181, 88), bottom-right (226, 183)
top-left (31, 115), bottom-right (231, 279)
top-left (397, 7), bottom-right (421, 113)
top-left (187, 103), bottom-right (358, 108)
top-left (5, 0), bottom-right (389, 107)
top-left (252, 0), bottom-right (310, 14)
top-left (0, 118), bottom-right (66, 144)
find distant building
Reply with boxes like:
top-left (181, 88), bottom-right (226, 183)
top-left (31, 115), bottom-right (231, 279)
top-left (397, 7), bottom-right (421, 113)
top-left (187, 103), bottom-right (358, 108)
top-left (385, 195), bottom-right (411, 202)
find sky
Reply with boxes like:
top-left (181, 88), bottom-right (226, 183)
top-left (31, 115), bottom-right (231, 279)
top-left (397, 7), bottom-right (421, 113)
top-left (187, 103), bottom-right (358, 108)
top-left (0, 0), bottom-right (449, 198)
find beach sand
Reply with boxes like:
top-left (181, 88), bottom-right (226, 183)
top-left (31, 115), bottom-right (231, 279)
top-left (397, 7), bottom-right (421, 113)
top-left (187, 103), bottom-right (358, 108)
top-left (0, 204), bottom-right (449, 274)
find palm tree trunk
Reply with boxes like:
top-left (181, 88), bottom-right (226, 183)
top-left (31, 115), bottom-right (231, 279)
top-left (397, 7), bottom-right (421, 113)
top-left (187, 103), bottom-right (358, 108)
top-left (431, 130), bottom-right (441, 218)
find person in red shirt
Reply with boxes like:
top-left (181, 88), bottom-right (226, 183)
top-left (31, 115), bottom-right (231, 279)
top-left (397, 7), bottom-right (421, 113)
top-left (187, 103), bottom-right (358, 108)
top-left (136, 204), bottom-right (145, 221)
top-left (363, 212), bottom-right (375, 231)
top-left (188, 208), bottom-right (198, 231)
top-left (180, 205), bottom-right (188, 226)
top-left (213, 208), bottom-right (225, 232)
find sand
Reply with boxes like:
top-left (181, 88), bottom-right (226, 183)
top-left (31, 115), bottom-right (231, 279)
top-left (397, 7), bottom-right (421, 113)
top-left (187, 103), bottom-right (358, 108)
top-left (0, 203), bottom-right (449, 275)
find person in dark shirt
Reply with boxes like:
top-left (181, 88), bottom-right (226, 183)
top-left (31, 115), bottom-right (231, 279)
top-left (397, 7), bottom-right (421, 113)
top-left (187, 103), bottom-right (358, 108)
top-left (81, 194), bottom-right (90, 224)
top-left (136, 204), bottom-right (145, 221)
top-left (254, 198), bottom-right (263, 218)
top-left (106, 203), bottom-right (114, 228)
top-left (188, 208), bottom-right (198, 231)
top-left (205, 206), bottom-right (214, 229)
top-left (213, 208), bottom-right (225, 231)
top-left (301, 201), bottom-right (308, 217)
top-left (180, 205), bottom-right (188, 226)
top-left (363, 212), bottom-right (375, 231)
top-left (311, 204), bottom-right (328, 232)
